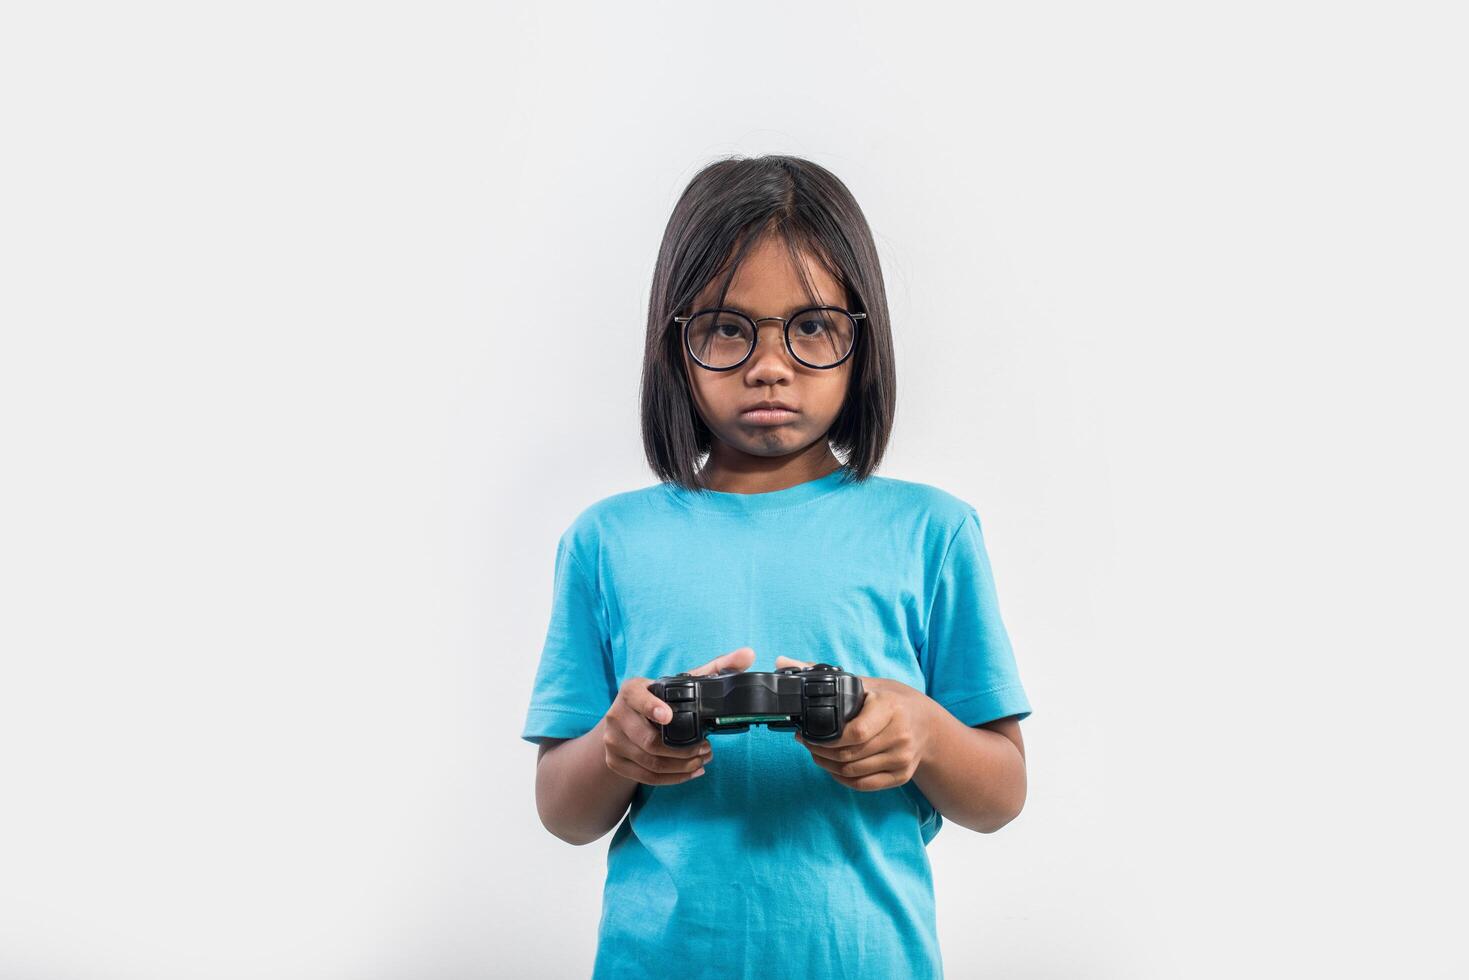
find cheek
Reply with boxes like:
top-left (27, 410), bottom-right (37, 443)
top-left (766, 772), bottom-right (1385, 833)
top-left (685, 369), bottom-right (741, 425)
top-left (689, 375), bottom-right (730, 413)
top-left (810, 372), bottom-right (851, 417)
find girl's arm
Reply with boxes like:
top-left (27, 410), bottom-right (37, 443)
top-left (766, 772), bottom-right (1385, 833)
top-left (531, 653), bottom-right (738, 844)
top-left (780, 656), bottom-right (1027, 833)
top-left (534, 719), bottom-right (639, 846)
top-left (912, 712), bottom-right (1027, 834)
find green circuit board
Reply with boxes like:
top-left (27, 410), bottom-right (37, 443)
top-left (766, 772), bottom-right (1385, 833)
top-left (714, 714), bottom-right (794, 725)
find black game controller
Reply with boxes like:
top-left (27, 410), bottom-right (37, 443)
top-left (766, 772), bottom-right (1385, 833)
top-left (647, 663), bottom-right (866, 746)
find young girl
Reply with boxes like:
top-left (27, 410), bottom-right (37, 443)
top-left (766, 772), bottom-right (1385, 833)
top-left (521, 154), bottom-right (1032, 979)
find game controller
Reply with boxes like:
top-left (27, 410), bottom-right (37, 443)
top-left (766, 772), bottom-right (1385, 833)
top-left (647, 663), bottom-right (866, 746)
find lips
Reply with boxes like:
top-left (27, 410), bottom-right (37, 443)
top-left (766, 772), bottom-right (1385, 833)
top-left (740, 406), bottom-right (799, 425)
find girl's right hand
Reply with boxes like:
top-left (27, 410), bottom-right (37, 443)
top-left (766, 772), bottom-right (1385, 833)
top-left (600, 646), bottom-right (757, 785)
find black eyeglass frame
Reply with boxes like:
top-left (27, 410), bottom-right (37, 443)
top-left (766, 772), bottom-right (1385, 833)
top-left (671, 306), bottom-right (866, 372)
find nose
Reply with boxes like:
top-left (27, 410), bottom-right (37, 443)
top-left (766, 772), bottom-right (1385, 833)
top-left (744, 319), bottom-right (797, 380)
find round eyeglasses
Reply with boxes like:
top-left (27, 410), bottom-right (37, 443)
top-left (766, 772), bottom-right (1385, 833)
top-left (673, 306), bottom-right (864, 371)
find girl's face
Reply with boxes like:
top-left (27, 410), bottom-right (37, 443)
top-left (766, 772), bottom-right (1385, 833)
top-left (680, 235), bottom-right (853, 473)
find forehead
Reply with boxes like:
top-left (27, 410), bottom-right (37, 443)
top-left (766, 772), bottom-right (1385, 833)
top-left (694, 237), bottom-right (847, 309)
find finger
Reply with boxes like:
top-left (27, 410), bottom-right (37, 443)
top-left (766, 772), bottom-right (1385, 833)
top-left (611, 743), bottom-right (713, 781)
top-left (774, 655), bottom-right (813, 669)
top-left (610, 710), bottom-right (709, 759)
top-left (612, 739), bottom-right (713, 775)
top-left (633, 717), bottom-right (712, 759)
top-left (807, 748), bottom-right (907, 780)
top-left (607, 751), bottom-right (707, 785)
top-left (686, 646), bottom-right (756, 677)
top-left (628, 679), bottom-right (677, 726)
top-left (797, 701), bottom-right (893, 754)
top-left (829, 769), bottom-right (904, 792)
top-left (798, 731), bottom-right (880, 762)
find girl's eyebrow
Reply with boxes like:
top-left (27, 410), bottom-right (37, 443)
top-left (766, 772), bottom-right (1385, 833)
top-left (704, 300), bottom-right (833, 317)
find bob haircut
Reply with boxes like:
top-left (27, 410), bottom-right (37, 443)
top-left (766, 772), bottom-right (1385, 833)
top-left (640, 154), bottom-right (896, 492)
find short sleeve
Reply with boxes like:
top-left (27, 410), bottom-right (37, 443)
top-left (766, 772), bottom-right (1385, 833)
top-left (520, 530), bottom-right (619, 745)
top-left (918, 507), bottom-right (1032, 726)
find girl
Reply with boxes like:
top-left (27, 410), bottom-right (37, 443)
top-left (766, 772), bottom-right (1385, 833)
top-left (521, 154), bottom-right (1032, 979)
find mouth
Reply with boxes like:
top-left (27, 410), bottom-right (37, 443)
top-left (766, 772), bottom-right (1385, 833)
top-left (740, 407), bottom-right (799, 426)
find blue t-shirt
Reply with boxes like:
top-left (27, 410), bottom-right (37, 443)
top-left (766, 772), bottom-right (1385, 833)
top-left (521, 466), bottom-right (1032, 979)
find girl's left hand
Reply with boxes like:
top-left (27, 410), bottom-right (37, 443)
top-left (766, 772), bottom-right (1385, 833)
top-left (775, 656), bottom-right (937, 791)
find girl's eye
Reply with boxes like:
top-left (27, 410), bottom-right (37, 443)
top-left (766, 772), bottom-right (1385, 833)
top-left (715, 322), bottom-right (746, 339)
top-left (794, 317), bottom-right (829, 337)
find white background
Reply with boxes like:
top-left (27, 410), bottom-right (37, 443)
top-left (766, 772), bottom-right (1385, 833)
top-left (3, 2), bottom-right (1466, 977)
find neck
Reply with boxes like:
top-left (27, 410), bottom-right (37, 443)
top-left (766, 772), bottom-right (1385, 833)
top-left (697, 447), bottom-right (842, 494)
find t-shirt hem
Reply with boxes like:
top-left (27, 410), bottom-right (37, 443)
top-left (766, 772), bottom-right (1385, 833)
top-left (939, 684), bottom-right (1032, 727)
top-left (521, 705), bottom-right (606, 744)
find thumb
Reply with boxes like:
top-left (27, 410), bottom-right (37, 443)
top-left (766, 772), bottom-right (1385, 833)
top-left (775, 656), bottom-right (813, 669)
top-left (688, 646), bottom-right (756, 676)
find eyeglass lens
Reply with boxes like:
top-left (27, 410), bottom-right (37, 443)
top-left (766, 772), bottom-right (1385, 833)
top-left (685, 309), bottom-right (856, 369)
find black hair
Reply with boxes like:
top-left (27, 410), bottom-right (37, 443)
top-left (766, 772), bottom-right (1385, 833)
top-left (639, 154), bottom-right (897, 491)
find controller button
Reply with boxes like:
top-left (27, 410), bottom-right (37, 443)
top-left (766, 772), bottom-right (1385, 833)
top-left (664, 684), bottom-right (695, 702)
top-left (804, 705), bottom-right (837, 738)
top-left (666, 711), bottom-right (699, 743)
top-left (805, 681), bottom-right (835, 697)
top-left (806, 663), bottom-right (838, 672)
